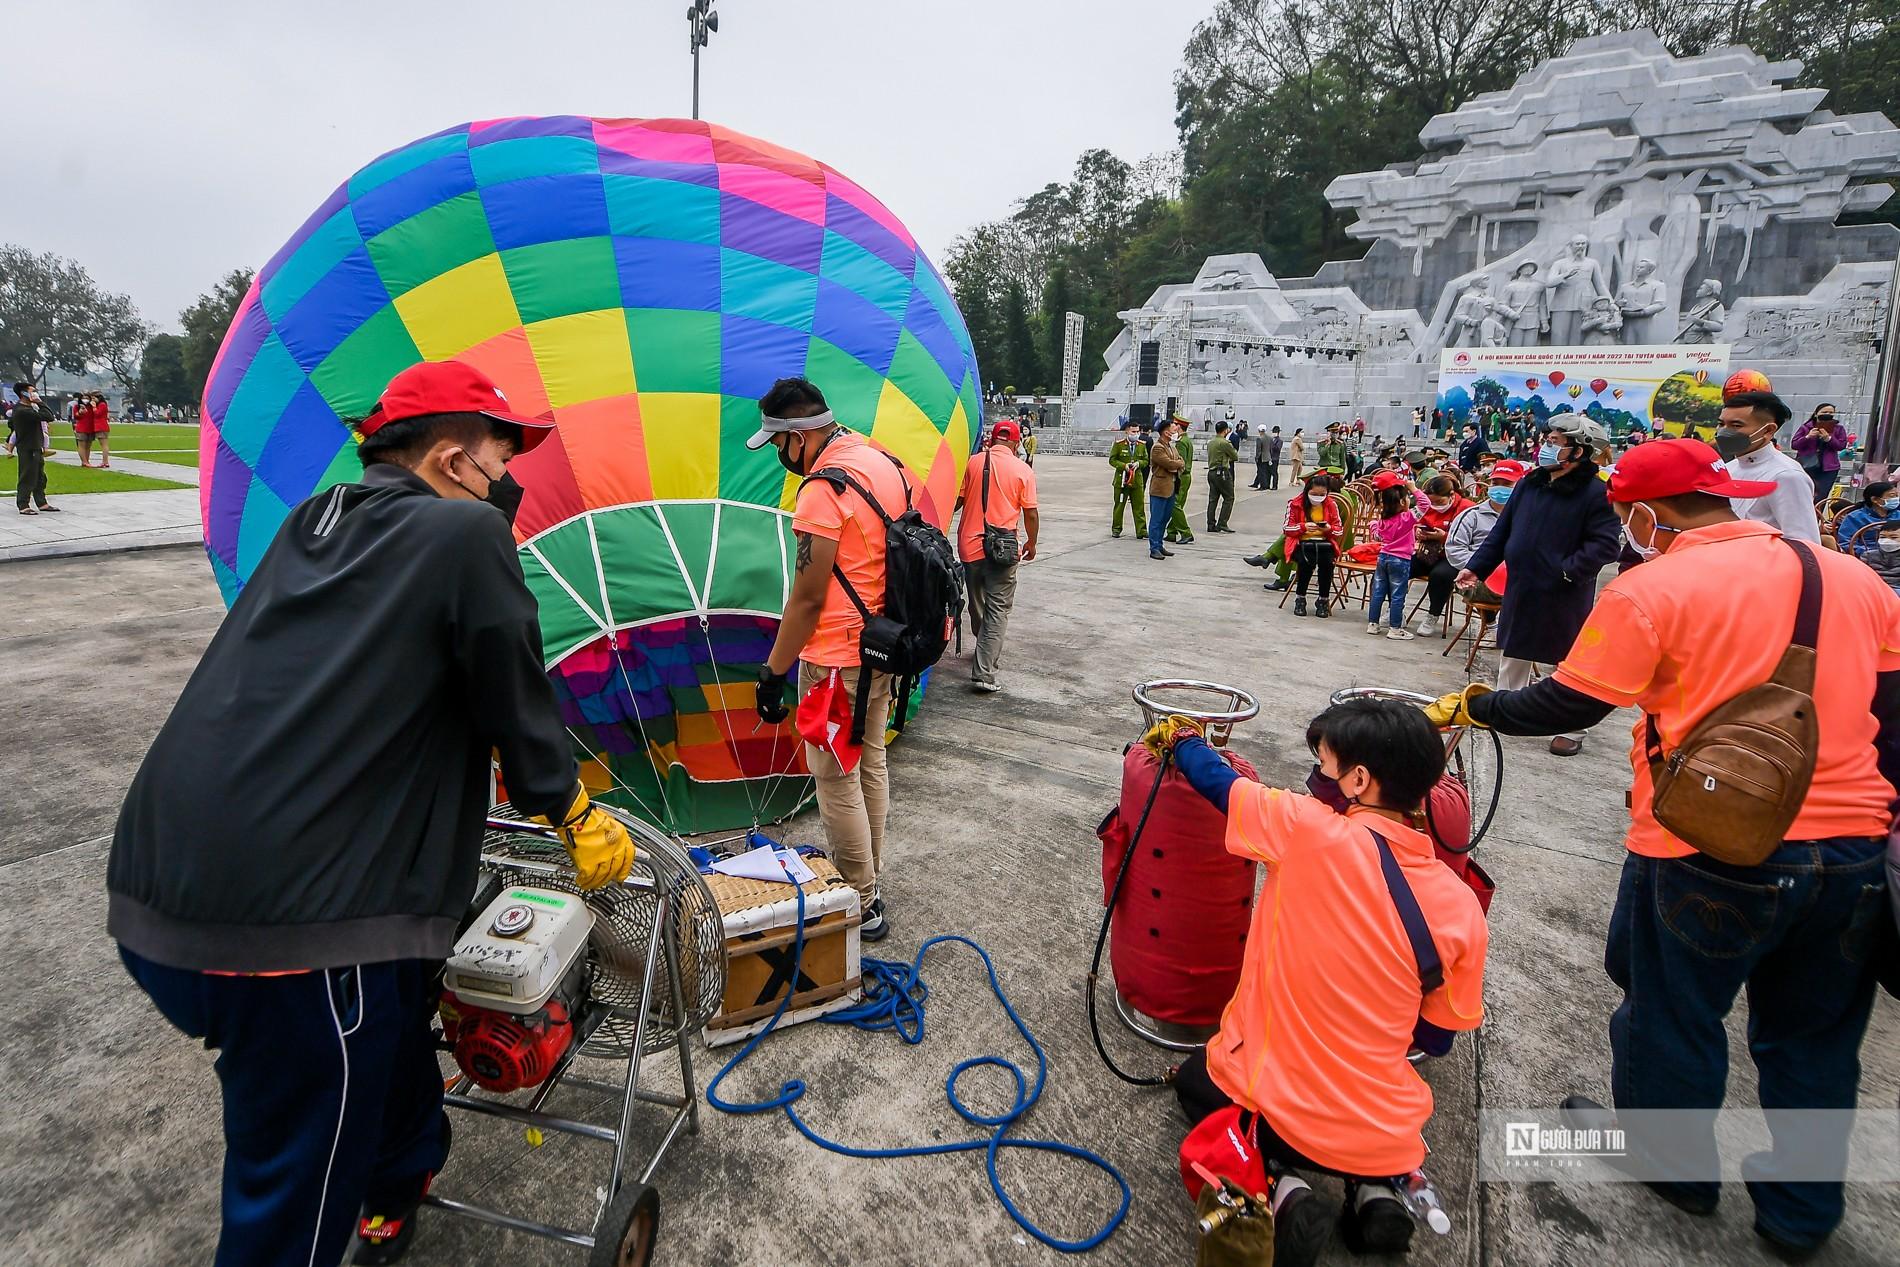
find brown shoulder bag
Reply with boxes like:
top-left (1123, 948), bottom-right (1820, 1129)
top-left (1644, 539), bottom-right (1821, 866)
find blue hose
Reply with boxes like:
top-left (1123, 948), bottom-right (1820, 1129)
top-left (705, 851), bottom-right (1132, 1253)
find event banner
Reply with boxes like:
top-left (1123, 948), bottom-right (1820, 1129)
top-left (1436, 345), bottom-right (1732, 439)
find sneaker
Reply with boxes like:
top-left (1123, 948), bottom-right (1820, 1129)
top-left (971, 680), bottom-right (1001, 694)
top-left (1340, 1183), bottom-right (1414, 1255)
top-left (1293, 597), bottom-right (1308, 617)
top-left (860, 895), bottom-right (890, 943)
top-left (353, 1117), bottom-right (451, 1264)
top-left (1269, 1177), bottom-right (1332, 1267)
top-left (1386, 628), bottom-right (1416, 641)
top-left (1178, 534), bottom-right (1196, 544)
top-left (1559, 1095), bottom-right (1718, 1216)
top-left (1111, 531), bottom-right (1121, 538)
top-left (1417, 615), bottom-right (1440, 637)
top-left (1150, 550), bottom-right (1166, 560)
top-left (1366, 622), bottom-right (1383, 635)
top-left (1315, 600), bottom-right (1331, 618)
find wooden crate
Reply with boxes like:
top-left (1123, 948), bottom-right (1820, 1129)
top-left (702, 857), bottom-right (863, 1048)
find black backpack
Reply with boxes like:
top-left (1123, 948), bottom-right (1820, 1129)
top-left (802, 452), bottom-right (964, 743)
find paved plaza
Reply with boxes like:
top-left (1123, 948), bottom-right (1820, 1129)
top-left (3, 449), bottom-right (201, 562)
top-left (2, 454), bottom-right (1894, 1266)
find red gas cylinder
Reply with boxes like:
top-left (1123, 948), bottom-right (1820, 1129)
top-left (1423, 772), bottom-right (1495, 914)
top-left (1097, 744), bottom-right (1259, 1027)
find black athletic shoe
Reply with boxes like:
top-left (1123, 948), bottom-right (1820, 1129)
top-left (860, 895), bottom-right (890, 942)
top-left (1340, 1183), bottom-right (1414, 1254)
top-left (1271, 1178), bottom-right (1332, 1267)
top-left (1560, 1096), bottom-right (1718, 1217)
top-left (1150, 550), bottom-right (1166, 560)
top-left (1315, 600), bottom-right (1331, 618)
top-left (1293, 597), bottom-right (1307, 616)
top-left (353, 1119), bottom-right (451, 1264)
top-left (1243, 553), bottom-right (1267, 567)
top-left (1161, 547), bottom-right (1175, 557)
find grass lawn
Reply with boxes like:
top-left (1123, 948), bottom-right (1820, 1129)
top-left (14, 459), bottom-right (189, 495)
top-left (102, 448), bottom-right (201, 467)
top-left (84, 422), bottom-right (202, 450)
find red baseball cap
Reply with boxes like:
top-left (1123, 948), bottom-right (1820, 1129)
top-left (990, 418), bottom-right (1021, 444)
top-left (359, 361), bottom-right (557, 454)
top-left (1488, 459), bottom-right (1531, 484)
top-left (1606, 437), bottom-right (1776, 504)
top-left (1371, 470), bottom-right (1405, 490)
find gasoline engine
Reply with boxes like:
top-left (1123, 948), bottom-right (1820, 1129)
top-left (440, 884), bottom-right (595, 1093)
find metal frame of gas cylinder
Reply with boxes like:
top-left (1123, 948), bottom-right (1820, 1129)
top-left (421, 812), bottom-right (699, 1262)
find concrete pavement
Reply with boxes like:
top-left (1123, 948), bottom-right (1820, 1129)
top-left (3, 449), bottom-right (201, 562)
top-left (1, 454), bottom-right (1894, 1266)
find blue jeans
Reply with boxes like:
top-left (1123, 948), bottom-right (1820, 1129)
top-left (1604, 838), bottom-right (1888, 1247)
top-left (1367, 554), bottom-right (1411, 627)
top-left (1148, 493), bottom-right (1174, 554)
top-left (121, 948), bottom-right (449, 1267)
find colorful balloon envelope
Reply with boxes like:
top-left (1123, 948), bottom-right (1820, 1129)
top-left (197, 116), bottom-right (983, 833)
top-left (1525, 378), bottom-right (1540, 391)
top-left (1567, 384), bottom-right (1583, 398)
top-left (1548, 371), bottom-right (1565, 387)
top-left (1612, 387), bottom-right (1624, 399)
top-left (1589, 377), bottom-right (1608, 396)
top-left (1724, 368), bottom-right (1773, 397)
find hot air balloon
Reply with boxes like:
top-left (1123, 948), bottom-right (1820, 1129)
top-left (1695, 369), bottom-right (1710, 386)
top-left (1548, 371), bottom-right (1566, 387)
top-left (197, 117), bottom-right (982, 832)
top-left (1567, 384), bottom-right (1583, 399)
top-left (1589, 378), bottom-right (1608, 396)
top-left (1612, 387), bottom-right (1624, 399)
top-left (1525, 377), bottom-right (1540, 391)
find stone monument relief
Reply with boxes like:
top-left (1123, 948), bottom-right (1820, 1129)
top-left (1076, 30), bottom-right (1900, 431)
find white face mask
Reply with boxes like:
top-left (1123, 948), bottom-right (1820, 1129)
top-left (1881, 538), bottom-right (1900, 554)
top-left (1620, 502), bottom-right (1679, 561)
top-left (1308, 491), bottom-right (1327, 505)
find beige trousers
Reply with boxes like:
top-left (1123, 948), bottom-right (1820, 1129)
top-left (1497, 655), bottom-right (1582, 743)
top-left (800, 661), bottom-right (893, 901)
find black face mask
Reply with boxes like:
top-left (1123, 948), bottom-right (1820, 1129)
top-left (1306, 764), bottom-right (1350, 815)
top-left (462, 453), bottom-right (524, 526)
top-left (774, 434), bottom-right (803, 475)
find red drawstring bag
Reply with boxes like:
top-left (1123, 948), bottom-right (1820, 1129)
top-left (796, 667), bottom-right (862, 774)
top-left (1179, 1105), bottom-right (1270, 1204)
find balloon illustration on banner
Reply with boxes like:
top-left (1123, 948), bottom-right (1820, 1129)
top-left (1695, 369), bottom-right (1711, 386)
top-left (1724, 368), bottom-right (1773, 396)
top-left (1525, 377), bottom-right (1540, 391)
top-left (1548, 371), bottom-right (1565, 387)
top-left (1612, 387), bottom-right (1624, 399)
top-left (1567, 384), bottom-right (1583, 399)
top-left (196, 116), bottom-right (983, 832)
top-left (1589, 377), bottom-right (1608, 396)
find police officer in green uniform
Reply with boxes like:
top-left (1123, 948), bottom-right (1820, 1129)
top-left (1205, 421), bottom-right (1239, 533)
top-left (1109, 420), bottom-right (1149, 537)
top-left (1165, 418), bottom-right (1196, 544)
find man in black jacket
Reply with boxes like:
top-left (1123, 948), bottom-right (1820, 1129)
top-left (109, 359), bottom-right (633, 1267)
top-left (1456, 416), bottom-right (1621, 754)
top-left (9, 382), bottom-right (57, 513)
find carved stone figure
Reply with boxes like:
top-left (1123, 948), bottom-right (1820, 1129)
top-left (1615, 258), bottom-right (1669, 344)
top-left (1449, 276), bottom-right (1493, 347)
top-left (1580, 296), bottom-right (1624, 345)
top-left (1677, 279), bottom-right (1727, 344)
top-left (1499, 261), bottom-right (1548, 347)
top-left (1543, 235), bottom-right (1611, 345)
top-left (1479, 308), bottom-right (1509, 347)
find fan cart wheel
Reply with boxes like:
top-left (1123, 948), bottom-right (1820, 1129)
top-left (589, 1182), bottom-right (660, 1267)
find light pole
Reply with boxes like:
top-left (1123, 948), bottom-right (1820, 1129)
top-left (687, 1), bottom-right (718, 120)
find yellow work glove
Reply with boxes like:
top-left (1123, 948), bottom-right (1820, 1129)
top-left (1141, 713), bottom-right (1206, 760)
top-left (535, 786), bottom-right (636, 891)
top-left (1423, 683), bottom-right (1492, 730)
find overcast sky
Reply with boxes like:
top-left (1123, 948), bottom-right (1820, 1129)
top-left (9, 0), bottom-right (1206, 332)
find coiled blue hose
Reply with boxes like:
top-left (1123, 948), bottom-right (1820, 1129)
top-left (705, 853), bottom-right (1132, 1253)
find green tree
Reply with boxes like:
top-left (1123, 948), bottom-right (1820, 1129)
top-left (180, 268), bottom-right (255, 402)
top-left (1038, 265), bottom-right (1073, 390)
top-left (0, 244), bottom-right (145, 385)
top-left (141, 333), bottom-right (192, 407)
top-left (998, 281), bottom-right (1039, 395)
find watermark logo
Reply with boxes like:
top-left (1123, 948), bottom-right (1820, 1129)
top-left (1503, 1123), bottom-right (1625, 1161)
